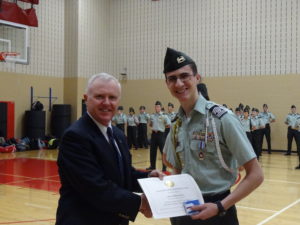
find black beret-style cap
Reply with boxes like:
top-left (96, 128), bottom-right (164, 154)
top-left (155, 101), bottom-right (162, 106)
top-left (163, 47), bottom-right (195, 73)
top-left (117, 106), bottom-right (123, 110)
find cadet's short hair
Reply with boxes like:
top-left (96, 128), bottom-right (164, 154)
top-left (139, 105), bottom-right (145, 110)
top-left (291, 105), bottom-right (296, 109)
top-left (155, 101), bottom-right (162, 106)
top-left (263, 103), bottom-right (268, 108)
top-left (129, 107), bottom-right (135, 113)
top-left (117, 106), bottom-right (123, 110)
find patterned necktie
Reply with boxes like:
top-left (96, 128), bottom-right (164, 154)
top-left (106, 127), bottom-right (125, 183)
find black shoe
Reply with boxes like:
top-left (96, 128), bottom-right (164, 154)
top-left (146, 167), bottom-right (155, 171)
top-left (295, 165), bottom-right (300, 170)
top-left (284, 152), bottom-right (291, 155)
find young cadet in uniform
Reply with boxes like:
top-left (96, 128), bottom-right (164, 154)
top-left (165, 102), bottom-right (177, 138)
top-left (146, 101), bottom-right (171, 171)
top-left (241, 109), bottom-right (252, 145)
top-left (251, 108), bottom-right (264, 159)
top-left (112, 106), bottom-right (127, 133)
top-left (259, 104), bottom-right (275, 154)
top-left (137, 106), bottom-right (150, 149)
top-left (127, 107), bottom-right (139, 150)
top-left (284, 105), bottom-right (300, 155)
top-left (162, 48), bottom-right (263, 225)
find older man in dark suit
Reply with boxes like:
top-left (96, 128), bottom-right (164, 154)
top-left (56, 73), bottom-right (162, 225)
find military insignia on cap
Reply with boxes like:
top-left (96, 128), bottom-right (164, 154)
top-left (163, 47), bottom-right (195, 73)
top-left (177, 56), bottom-right (186, 64)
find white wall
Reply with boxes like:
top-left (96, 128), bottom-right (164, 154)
top-left (108, 0), bottom-right (300, 79)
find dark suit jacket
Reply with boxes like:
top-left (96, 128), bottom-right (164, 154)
top-left (56, 113), bottom-right (148, 225)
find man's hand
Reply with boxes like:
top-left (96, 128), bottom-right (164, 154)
top-left (148, 169), bottom-right (165, 180)
top-left (190, 203), bottom-right (219, 220)
top-left (139, 194), bottom-right (152, 218)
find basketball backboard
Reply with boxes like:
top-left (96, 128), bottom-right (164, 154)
top-left (0, 19), bottom-right (29, 64)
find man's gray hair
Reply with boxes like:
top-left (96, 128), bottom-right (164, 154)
top-left (86, 72), bottom-right (121, 93)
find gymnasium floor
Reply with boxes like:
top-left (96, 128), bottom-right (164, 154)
top-left (0, 149), bottom-right (299, 225)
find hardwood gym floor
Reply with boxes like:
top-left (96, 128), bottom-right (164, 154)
top-left (0, 149), bottom-right (299, 225)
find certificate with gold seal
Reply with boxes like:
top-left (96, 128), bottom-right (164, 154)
top-left (138, 174), bottom-right (204, 219)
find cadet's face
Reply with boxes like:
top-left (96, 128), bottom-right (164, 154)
top-left (140, 109), bottom-right (145, 113)
top-left (84, 79), bottom-right (120, 126)
top-left (251, 111), bottom-right (256, 117)
top-left (165, 65), bottom-right (200, 103)
top-left (244, 111), bottom-right (249, 117)
top-left (168, 106), bottom-right (173, 112)
top-left (263, 106), bottom-right (268, 112)
top-left (291, 108), bottom-right (296, 114)
top-left (155, 105), bottom-right (161, 113)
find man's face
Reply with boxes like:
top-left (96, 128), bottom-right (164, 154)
top-left (165, 65), bottom-right (200, 103)
top-left (155, 105), bottom-right (161, 113)
top-left (251, 111), bottom-right (257, 117)
top-left (243, 111), bottom-right (249, 118)
top-left (291, 107), bottom-right (296, 114)
top-left (140, 109), bottom-right (145, 113)
top-left (263, 106), bottom-right (268, 112)
top-left (84, 79), bottom-right (120, 126)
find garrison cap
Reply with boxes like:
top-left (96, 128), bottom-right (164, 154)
top-left (117, 106), bottom-right (123, 110)
top-left (163, 47), bottom-right (195, 73)
top-left (168, 102), bottom-right (174, 107)
top-left (129, 107), bottom-right (135, 113)
top-left (155, 101), bottom-right (162, 106)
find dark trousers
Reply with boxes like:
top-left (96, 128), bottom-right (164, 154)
top-left (252, 130), bottom-right (262, 159)
top-left (137, 123), bottom-right (148, 148)
top-left (170, 191), bottom-right (239, 225)
top-left (261, 124), bottom-right (271, 153)
top-left (127, 126), bottom-right (138, 149)
top-left (116, 124), bottom-right (125, 133)
top-left (149, 131), bottom-right (166, 171)
top-left (246, 132), bottom-right (253, 146)
top-left (164, 127), bottom-right (170, 139)
top-left (287, 127), bottom-right (300, 154)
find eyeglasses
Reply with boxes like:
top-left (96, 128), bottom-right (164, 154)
top-left (166, 73), bottom-right (193, 84)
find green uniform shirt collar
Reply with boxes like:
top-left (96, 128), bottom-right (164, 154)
top-left (177, 94), bottom-right (207, 119)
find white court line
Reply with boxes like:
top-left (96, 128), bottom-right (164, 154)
top-left (24, 202), bottom-right (52, 209)
top-left (264, 179), bottom-right (300, 185)
top-left (257, 198), bottom-right (300, 225)
top-left (236, 205), bottom-right (278, 213)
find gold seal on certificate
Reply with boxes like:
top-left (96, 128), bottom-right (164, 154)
top-left (164, 180), bottom-right (175, 187)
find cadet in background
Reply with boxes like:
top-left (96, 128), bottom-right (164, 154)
top-left (127, 107), bottom-right (139, 150)
top-left (137, 106), bottom-right (150, 149)
top-left (146, 101), bottom-right (170, 171)
top-left (259, 104), bottom-right (275, 154)
top-left (284, 105), bottom-right (300, 156)
top-left (112, 106), bottom-right (127, 133)
top-left (165, 102), bottom-right (177, 138)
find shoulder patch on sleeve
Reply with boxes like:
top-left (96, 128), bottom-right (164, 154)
top-left (208, 105), bottom-right (228, 119)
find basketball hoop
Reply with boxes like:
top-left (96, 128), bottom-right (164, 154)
top-left (0, 52), bottom-right (19, 69)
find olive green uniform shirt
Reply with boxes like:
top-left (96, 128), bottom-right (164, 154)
top-left (164, 96), bottom-right (256, 195)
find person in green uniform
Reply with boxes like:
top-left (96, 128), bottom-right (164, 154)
top-left (137, 106), bottom-right (150, 149)
top-left (112, 106), bottom-right (127, 133)
top-left (259, 104), bottom-right (275, 154)
top-left (146, 101), bottom-right (171, 171)
top-left (284, 105), bottom-right (300, 155)
top-left (162, 47), bottom-right (263, 225)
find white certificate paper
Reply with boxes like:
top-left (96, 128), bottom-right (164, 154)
top-left (138, 173), bottom-right (204, 219)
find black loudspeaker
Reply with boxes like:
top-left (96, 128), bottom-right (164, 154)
top-left (0, 103), bottom-right (8, 137)
top-left (24, 110), bottom-right (46, 139)
top-left (51, 104), bottom-right (71, 138)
